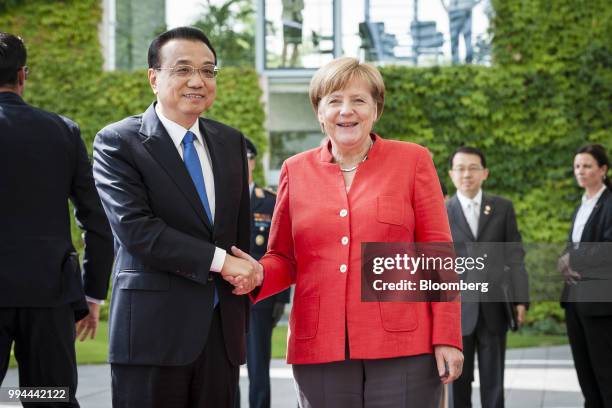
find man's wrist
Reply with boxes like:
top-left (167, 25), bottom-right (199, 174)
top-left (211, 247), bottom-right (227, 273)
top-left (85, 296), bottom-right (104, 305)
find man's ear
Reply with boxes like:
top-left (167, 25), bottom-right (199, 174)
top-left (17, 67), bottom-right (26, 87)
top-left (148, 68), bottom-right (158, 94)
top-left (482, 168), bottom-right (489, 181)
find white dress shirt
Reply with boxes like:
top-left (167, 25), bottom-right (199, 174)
top-left (572, 185), bottom-right (607, 244)
top-left (457, 189), bottom-right (482, 239)
top-left (155, 104), bottom-right (226, 272)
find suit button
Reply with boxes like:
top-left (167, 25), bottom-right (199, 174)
top-left (339, 209), bottom-right (348, 217)
top-left (341, 236), bottom-right (349, 245)
top-left (340, 264), bottom-right (347, 273)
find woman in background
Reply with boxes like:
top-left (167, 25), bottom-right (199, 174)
top-left (559, 143), bottom-right (612, 407)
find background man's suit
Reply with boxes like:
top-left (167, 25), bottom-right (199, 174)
top-left (561, 188), bottom-right (612, 406)
top-left (93, 102), bottom-right (251, 406)
top-left (244, 186), bottom-right (290, 408)
top-left (446, 193), bottom-right (529, 408)
top-left (0, 91), bottom-right (113, 406)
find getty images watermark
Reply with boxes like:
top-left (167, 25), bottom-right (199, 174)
top-left (358, 242), bottom-right (595, 303)
top-left (371, 251), bottom-right (489, 294)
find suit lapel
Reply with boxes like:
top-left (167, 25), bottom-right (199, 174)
top-left (580, 189), bottom-right (608, 241)
top-left (477, 193), bottom-right (493, 239)
top-left (449, 196), bottom-right (476, 241)
top-left (199, 118), bottom-right (226, 230)
top-left (139, 104), bottom-right (213, 232)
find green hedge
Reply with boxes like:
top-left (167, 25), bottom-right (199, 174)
top-left (377, 65), bottom-right (581, 242)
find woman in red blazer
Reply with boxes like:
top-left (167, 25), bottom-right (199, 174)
top-left (233, 57), bottom-right (463, 407)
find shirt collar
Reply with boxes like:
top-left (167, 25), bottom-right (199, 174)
top-left (457, 189), bottom-right (482, 209)
top-left (155, 103), bottom-right (203, 149)
top-left (581, 185), bottom-right (607, 205)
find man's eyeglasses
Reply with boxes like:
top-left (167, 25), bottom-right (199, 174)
top-left (155, 64), bottom-right (219, 79)
top-left (451, 166), bottom-right (484, 174)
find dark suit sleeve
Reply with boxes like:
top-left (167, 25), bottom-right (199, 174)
top-left (237, 135), bottom-right (251, 254)
top-left (504, 201), bottom-right (530, 304)
top-left (65, 118), bottom-right (114, 300)
top-left (93, 127), bottom-right (217, 285)
top-left (275, 287), bottom-right (292, 303)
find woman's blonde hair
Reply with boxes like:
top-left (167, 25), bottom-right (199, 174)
top-left (309, 57), bottom-right (385, 120)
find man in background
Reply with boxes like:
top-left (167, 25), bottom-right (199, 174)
top-left (446, 146), bottom-right (529, 408)
top-left (239, 138), bottom-right (291, 408)
top-left (0, 32), bottom-right (114, 407)
top-left (441, 0), bottom-right (481, 63)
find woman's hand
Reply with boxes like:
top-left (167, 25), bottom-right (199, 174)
top-left (558, 252), bottom-right (581, 284)
top-left (434, 345), bottom-right (464, 384)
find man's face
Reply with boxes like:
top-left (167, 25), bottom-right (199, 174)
top-left (248, 157), bottom-right (255, 184)
top-left (148, 39), bottom-right (217, 128)
top-left (449, 152), bottom-right (488, 198)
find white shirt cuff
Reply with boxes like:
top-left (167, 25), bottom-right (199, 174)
top-left (85, 296), bottom-right (104, 305)
top-left (211, 247), bottom-right (227, 273)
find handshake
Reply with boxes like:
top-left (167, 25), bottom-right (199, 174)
top-left (220, 246), bottom-right (264, 295)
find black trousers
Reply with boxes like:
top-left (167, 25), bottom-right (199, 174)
top-left (453, 315), bottom-right (506, 408)
top-left (0, 306), bottom-right (79, 408)
top-left (565, 303), bottom-right (612, 408)
top-left (292, 353), bottom-right (441, 408)
top-left (111, 307), bottom-right (239, 408)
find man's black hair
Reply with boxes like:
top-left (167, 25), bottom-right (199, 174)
top-left (448, 146), bottom-right (487, 169)
top-left (148, 26), bottom-right (217, 69)
top-left (0, 32), bottom-right (27, 87)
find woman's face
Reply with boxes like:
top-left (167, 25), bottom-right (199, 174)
top-left (574, 153), bottom-right (607, 190)
top-left (317, 78), bottom-right (377, 152)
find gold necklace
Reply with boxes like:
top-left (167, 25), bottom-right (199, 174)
top-left (339, 140), bottom-right (373, 173)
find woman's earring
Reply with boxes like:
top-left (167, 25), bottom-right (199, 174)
top-left (320, 122), bottom-right (325, 134)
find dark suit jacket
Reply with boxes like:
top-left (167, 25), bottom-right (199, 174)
top-left (562, 188), bottom-right (612, 316)
top-left (446, 193), bottom-right (529, 335)
top-left (250, 186), bottom-right (290, 310)
top-left (93, 102), bottom-right (251, 366)
top-left (0, 92), bottom-right (113, 319)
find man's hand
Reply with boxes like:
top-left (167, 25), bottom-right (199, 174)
top-left (75, 301), bottom-right (100, 342)
top-left (558, 252), bottom-right (581, 284)
top-left (271, 302), bottom-right (285, 327)
top-left (434, 345), bottom-right (464, 385)
top-left (516, 304), bottom-right (527, 327)
top-left (221, 252), bottom-right (259, 293)
top-left (229, 246), bottom-right (263, 295)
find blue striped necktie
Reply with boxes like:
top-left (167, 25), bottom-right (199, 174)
top-left (182, 130), bottom-right (218, 307)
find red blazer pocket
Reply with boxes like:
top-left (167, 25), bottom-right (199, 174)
top-left (379, 302), bottom-right (418, 332)
top-left (377, 196), bottom-right (405, 226)
top-left (291, 295), bottom-right (320, 339)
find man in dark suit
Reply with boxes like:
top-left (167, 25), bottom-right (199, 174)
top-left (93, 27), bottom-right (259, 408)
top-left (239, 138), bottom-right (290, 408)
top-left (446, 146), bottom-right (529, 408)
top-left (0, 32), bottom-right (114, 407)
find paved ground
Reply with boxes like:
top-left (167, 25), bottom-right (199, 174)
top-left (1, 345), bottom-right (584, 407)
